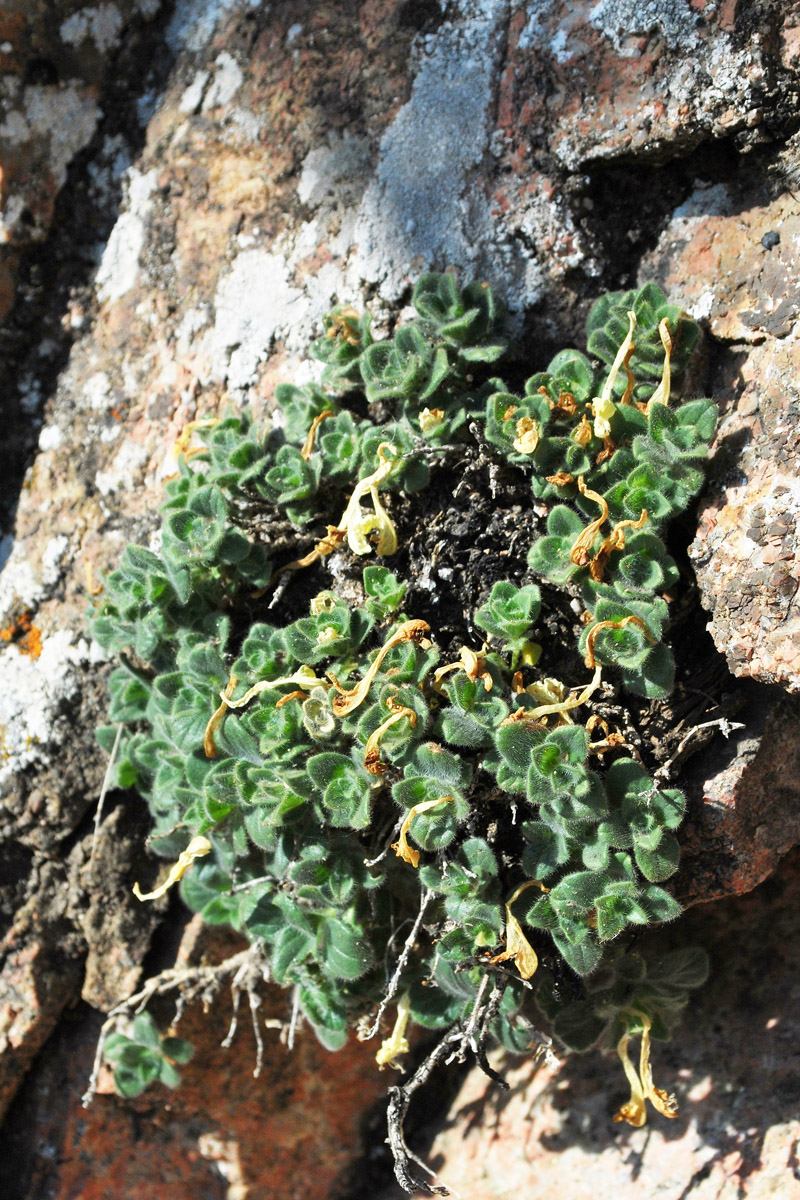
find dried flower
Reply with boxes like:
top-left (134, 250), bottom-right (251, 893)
top-left (487, 880), bottom-right (548, 979)
top-left (419, 407), bottom-right (445, 435)
top-left (613, 1013), bottom-right (678, 1127)
top-left (363, 696), bottom-right (417, 775)
top-left (376, 993), bottom-right (412, 1068)
top-left (569, 477), bottom-right (609, 569)
top-left (133, 836), bottom-right (212, 902)
top-left (432, 646), bottom-right (493, 693)
top-left (646, 318), bottom-right (673, 410)
top-left (589, 509), bottom-right (648, 582)
top-left (591, 310), bottom-right (636, 438)
top-left (329, 620), bottom-right (431, 717)
top-left (512, 416), bottom-right (540, 455)
top-left (391, 796), bottom-right (452, 868)
top-left (299, 409), bottom-right (335, 460)
top-left (338, 443), bottom-right (399, 557)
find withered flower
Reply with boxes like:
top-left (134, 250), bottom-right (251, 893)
top-left (391, 796), bottom-right (452, 869)
top-left (487, 880), bottom-right (548, 980)
top-left (588, 509), bottom-right (648, 582)
top-left (363, 696), bottom-right (417, 775)
top-left (133, 836), bottom-right (212, 902)
top-left (299, 409), bottom-right (335, 460)
top-left (613, 1013), bottom-right (679, 1127)
top-left (375, 993), bottom-right (412, 1068)
top-left (512, 416), bottom-right (540, 455)
top-left (329, 620), bottom-right (431, 717)
top-left (569, 476), bottom-right (609, 568)
top-left (646, 318), bottom-right (674, 410)
top-left (591, 309), bottom-right (636, 438)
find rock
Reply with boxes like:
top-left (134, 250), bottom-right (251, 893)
top-left (0, 1), bottom-right (163, 320)
top-left (0, 923), bottom-right (387, 1200)
top-left (677, 692), bottom-right (800, 904)
top-left (642, 185), bottom-right (800, 692)
top-left (371, 849), bottom-right (800, 1200)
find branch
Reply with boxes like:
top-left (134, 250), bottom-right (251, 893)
top-left (386, 1028), bottom-right (461, 1196)
top-left (360, 888), bottom-right (433, 1043)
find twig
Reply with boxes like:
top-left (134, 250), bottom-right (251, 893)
top-left (364, 817), bottom-right (404, 869)
top-left (249, 990), bottom-right (265, 1077)
top-left (287, 985), bottom-right (300, 1052)
top-left (655, 717), bottom-right (745, 781)
top-left (361, 889), bottom-right (433, 1042)
top-left (230, 874), bottom-right (275, 894)
top-left (90, 722), bottom-right (123, 868)
top-left (474, 978), bottom-right (510, 1090)
top-left (447, 973), bottom-right (490, 1066)
top-left (386, 1029), bottom-right (460, 1196)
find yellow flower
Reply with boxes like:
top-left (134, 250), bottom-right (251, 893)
top-left (133, 836), bottom-right (212, 902)
top-left (376, 993), bottom-right (412, 1068)
top-left (591, 309), bottom-right (636, 438)
top-left (419, 407), bottom-right (445, 435)
top-left (512, 416), bottom-right (540, 455)
top-left (613, 1013), bottom-right (679, 1127)
top-left (338, 443), bottom-right (399, 557)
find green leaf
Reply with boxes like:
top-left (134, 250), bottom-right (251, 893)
top-left (319, 917), bottom-right (374, 980)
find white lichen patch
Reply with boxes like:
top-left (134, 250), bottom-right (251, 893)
top-left (95, 438), bottom-right (150, 496)
top-left (38, 424), bottom-right (63, 452)
top-left (297, 131), bottom-right (371, 207)
top-left (60, 4), bottom-right (125, 54)
top-left (202, 52), bottom-right (244, 110)
top-left (588, 0), bottom-right (703, 55)
top-left (0, 545), bottom-right (44, 618)
top-left (166, 0), bottom-right (252, 53)
top-left (41, 536), bottom-right (70, 588)
top-left (23, 84), bottom-right (101, 192)
top-left (352, 0), bottom-right (508, 299)
top-left (95, 167), bottom-right (157, 303)
top-left (0, 633), bottom-right (88, 799)
top-left (179, 69), bottom-right (210, 114)
top-left (203, 249), bottom-right (309, 389)
top-left (82, 371), bottom-right (113, 413)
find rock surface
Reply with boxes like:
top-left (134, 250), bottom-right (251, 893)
top-left (0, 923), bottom-right (388, 1200)
top-left (0, 0), bottom-right (798, 1195)
top-left (373, 849), bottom-right (800, 1200)
top-left (0, 1), bottom-right (162, 320)
top-left (643, 185), bottom-right (800, 692)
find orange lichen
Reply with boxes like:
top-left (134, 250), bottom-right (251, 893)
top-left (1, 612), bottom-right (43, 659)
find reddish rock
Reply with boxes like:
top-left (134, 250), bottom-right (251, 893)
top-left (0, 925), bottom-right (387, 1200)
top-left (677, 695), bottom-right (800, 904)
